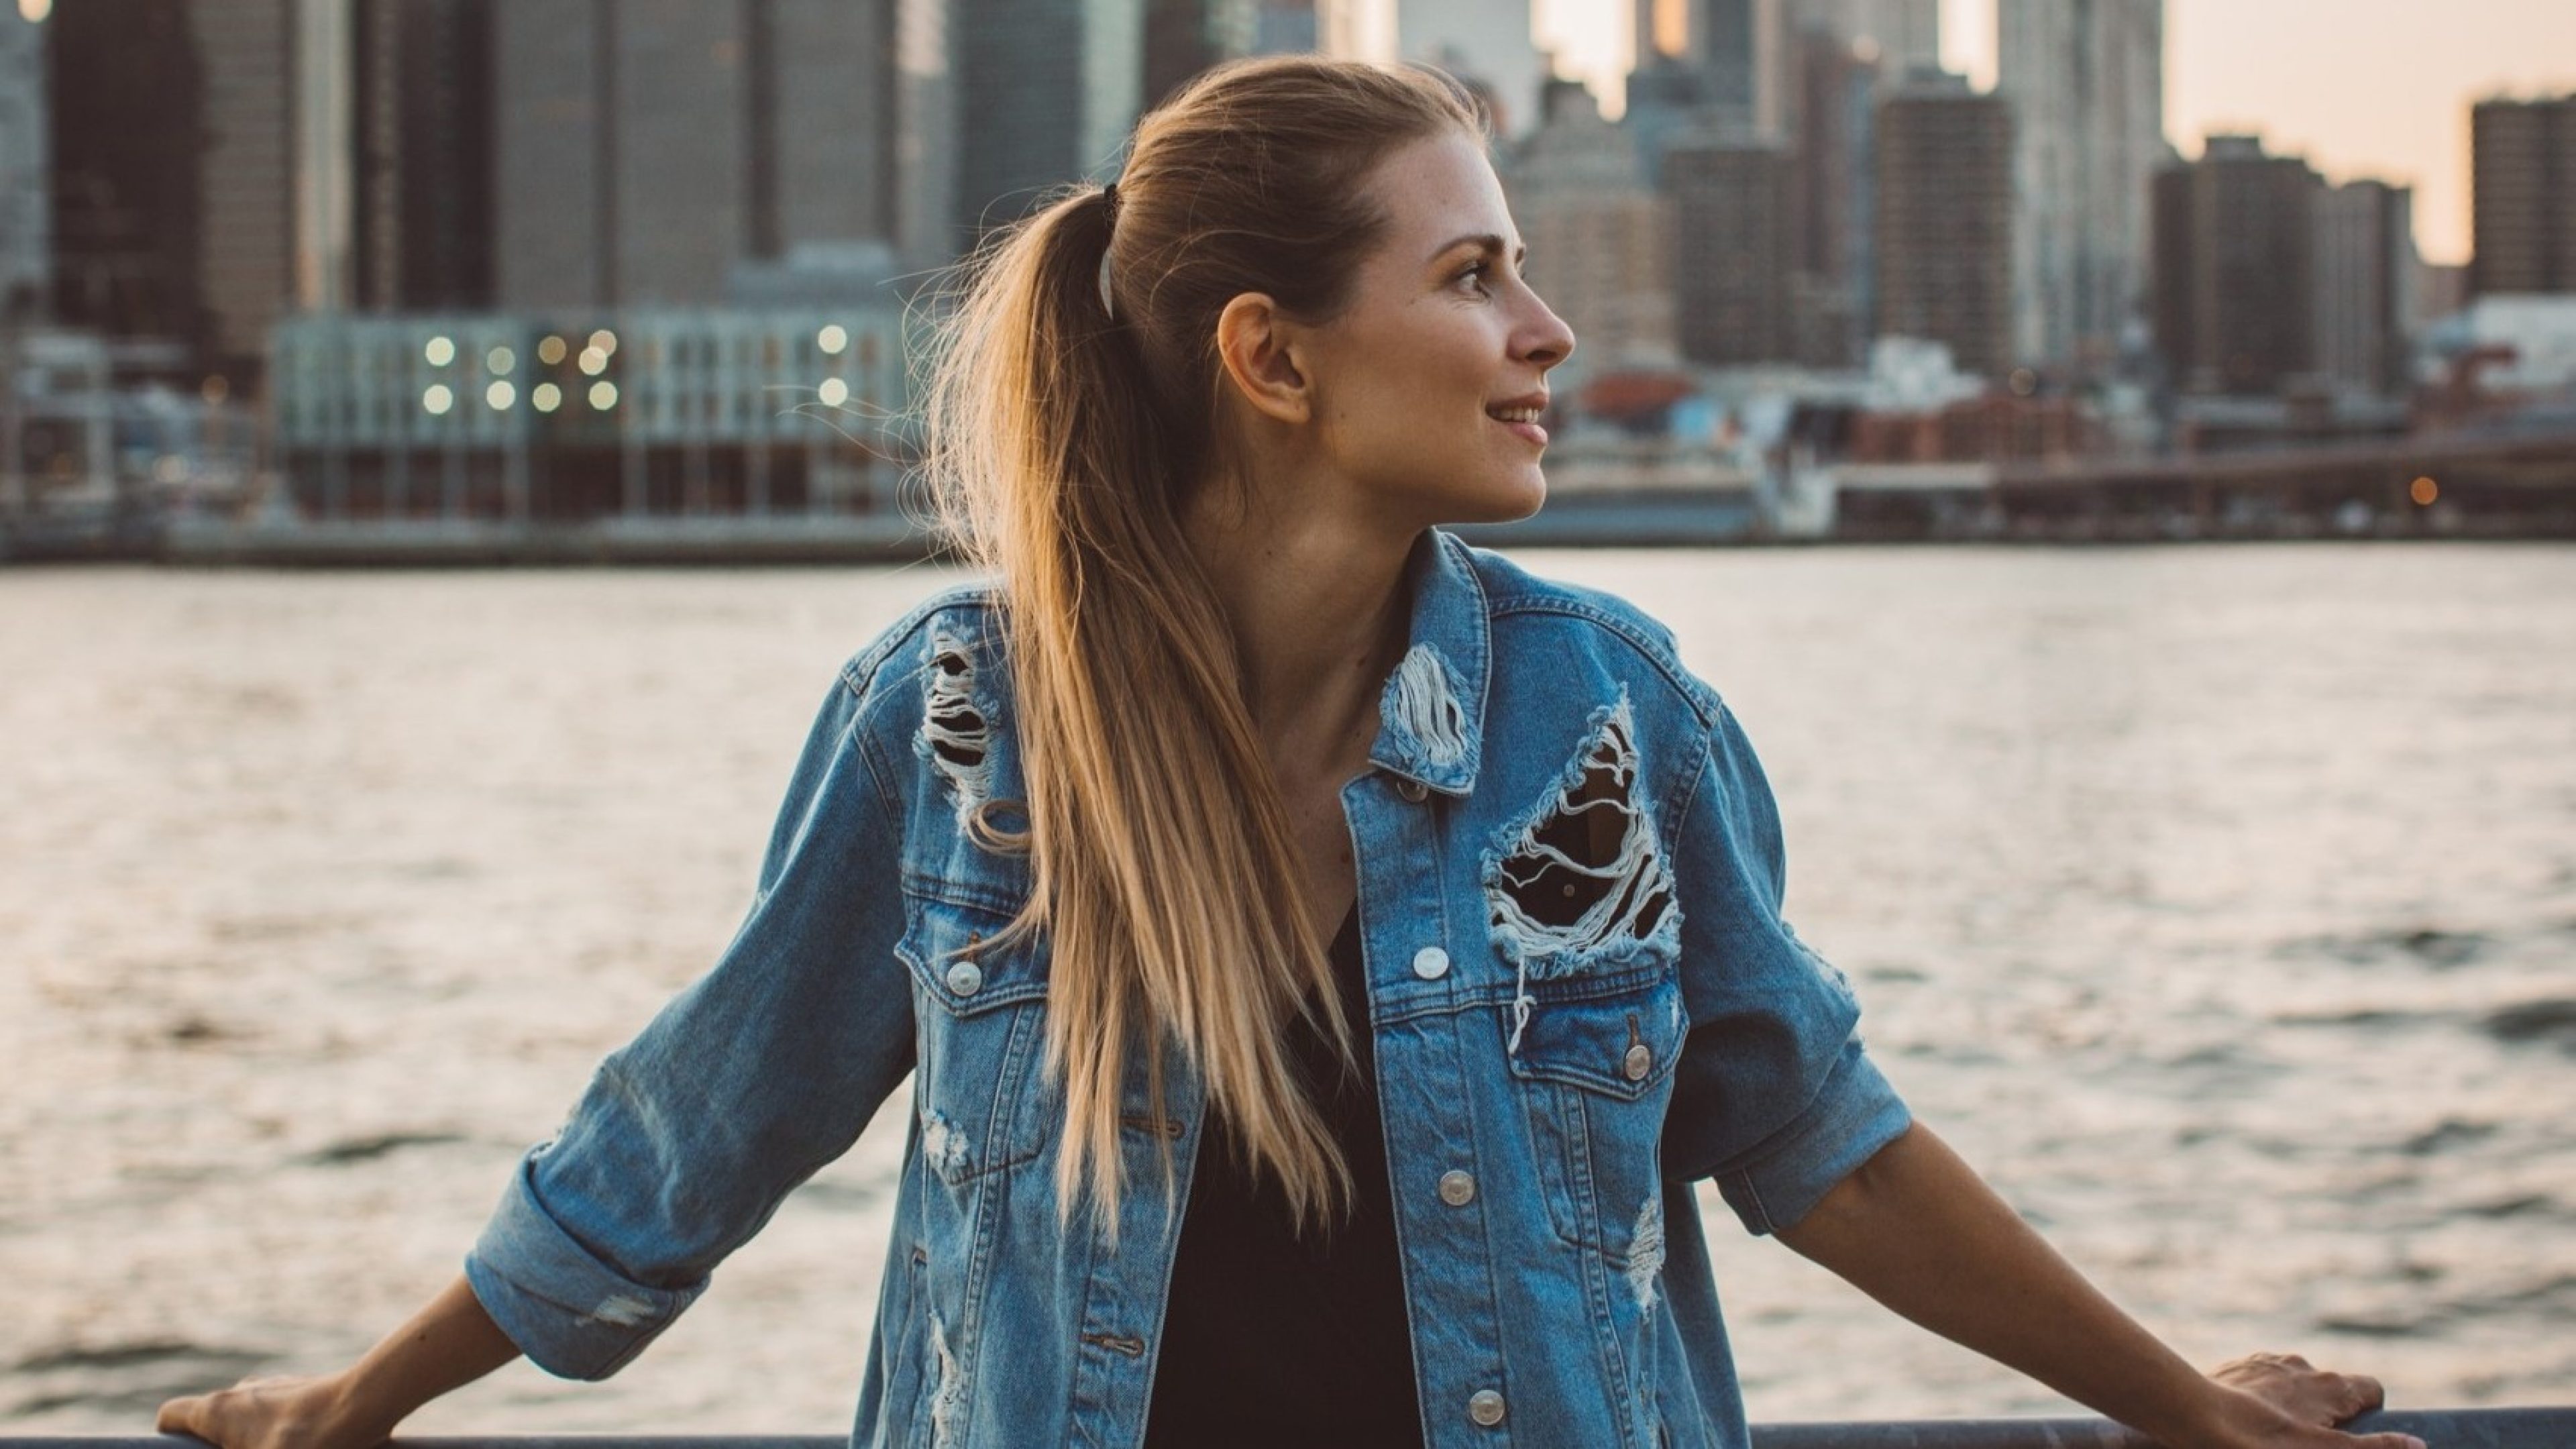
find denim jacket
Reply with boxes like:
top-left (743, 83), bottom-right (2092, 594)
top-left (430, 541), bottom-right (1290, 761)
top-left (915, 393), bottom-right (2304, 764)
top-left (465, 527), bottom-right (1913, 1449)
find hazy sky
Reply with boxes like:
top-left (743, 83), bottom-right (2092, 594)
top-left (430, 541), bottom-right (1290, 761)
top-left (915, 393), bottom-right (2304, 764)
top-left (1533, 0), bottom-right (2576, 264)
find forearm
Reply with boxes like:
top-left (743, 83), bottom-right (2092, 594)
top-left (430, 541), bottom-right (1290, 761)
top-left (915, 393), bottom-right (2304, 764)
top-left (1774, 1122), bottom-right (2228, 1446)
top-left (327, 1275), bottom-right (523, 1439)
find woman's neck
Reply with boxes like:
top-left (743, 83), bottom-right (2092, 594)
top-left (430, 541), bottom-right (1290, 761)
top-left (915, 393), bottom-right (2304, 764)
top-left (1180, 480), bottom-right (1418, 781)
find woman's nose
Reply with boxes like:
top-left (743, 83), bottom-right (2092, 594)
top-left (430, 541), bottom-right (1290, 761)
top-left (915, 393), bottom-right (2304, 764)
top-left (1521, 295), bottom-right (1576, 369)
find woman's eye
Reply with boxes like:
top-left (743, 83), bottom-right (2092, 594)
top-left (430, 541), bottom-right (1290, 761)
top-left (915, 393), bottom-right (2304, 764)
top-left (1456, 262), bottom-right (1493, 294)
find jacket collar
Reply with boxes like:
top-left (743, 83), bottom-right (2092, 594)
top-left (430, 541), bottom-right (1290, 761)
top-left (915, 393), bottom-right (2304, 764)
top-left (1367, 527), bottom-right (1489, 797)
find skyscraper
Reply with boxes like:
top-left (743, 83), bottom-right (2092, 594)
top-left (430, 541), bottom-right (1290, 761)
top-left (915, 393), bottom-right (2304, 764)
top-left (1664, 136), bottom-right (1794, 365)
top-left (1397, 0), bottom-right (1544, 138)
top-left (2469, 93), bottom-right (2576, 297)
top-left (354, 0), bottom-right (495, 312)
top-left (1998, 0), bottom-right (2163, 372)
top-left (1786, 0), bottom-right (1937, 72)
top-left (184, 0), bottom-right (352, 378)
top-left (2311, 178), bottom-right (2415, 396)
top-left (1783, 25), bottom-right (1879, 366)
top-left (1501, 77), bottom-right (1674, 378)
top-left (1630, 0), bottom-right (1778, 134)
top-left (1252, 0), bottom-right (1318, 54)
top-left (45, 0), bottom-right (206, 345)
top-left (1146, 0), bottom-right (1255, 109)
top-left (0, 5), bottom-right (48, 319)
top-left (1874, 69), bottom-right (2012, 379)
top-left (955, 0), bottom-right (1143, 234)
top-left (2151, 134), bottom-right (2321, 395)
top-left (495, 0), bottom-right (918, 309)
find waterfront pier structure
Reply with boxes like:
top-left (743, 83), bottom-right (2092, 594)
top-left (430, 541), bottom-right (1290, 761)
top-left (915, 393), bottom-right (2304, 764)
top-left (268, 300), bottom-right (913, 531)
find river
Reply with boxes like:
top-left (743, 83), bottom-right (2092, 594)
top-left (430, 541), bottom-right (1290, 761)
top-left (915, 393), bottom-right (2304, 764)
top-left (3, 543), bottom-right (2571, 1432)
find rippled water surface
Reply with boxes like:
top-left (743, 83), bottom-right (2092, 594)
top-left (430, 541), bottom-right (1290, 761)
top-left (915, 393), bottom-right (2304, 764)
top-left (4, 545), bottom-right (2573, 1432)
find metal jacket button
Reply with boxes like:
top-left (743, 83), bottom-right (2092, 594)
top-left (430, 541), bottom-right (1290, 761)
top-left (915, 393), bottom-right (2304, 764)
top-left (1467, 1389), bottom-right (1507, 1426)
top-left (1623, 1042), bottom-right (1653, 1081)
top-left (945, 960), bottom-right (984, 996)
top-left (1411, 946), bottom-right (1450, 981)
top-left (1395, 777), bottom-right (1430, 802)
top-left (1438, 1169), bottom-right (1477, 1205)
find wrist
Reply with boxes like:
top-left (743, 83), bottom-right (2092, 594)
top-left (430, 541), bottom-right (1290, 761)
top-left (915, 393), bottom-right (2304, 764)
top-left (2147, 1380), bottom-right (2287, 1449)
top-left (317, 1366), bottom-right (409, 1446)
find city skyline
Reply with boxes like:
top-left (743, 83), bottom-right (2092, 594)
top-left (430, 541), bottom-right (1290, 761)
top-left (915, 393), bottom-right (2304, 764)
top-left (1533, 0), bottom-right (2576, 266)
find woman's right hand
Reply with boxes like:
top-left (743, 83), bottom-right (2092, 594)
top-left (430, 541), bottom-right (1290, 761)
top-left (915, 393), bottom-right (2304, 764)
top-left (156, 1373), bottom-right (385, 1449)
top-left (156, 1276), bottom-right (521, 1449)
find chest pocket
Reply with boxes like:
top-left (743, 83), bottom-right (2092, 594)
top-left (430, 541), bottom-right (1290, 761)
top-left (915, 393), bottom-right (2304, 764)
top-left (1505, 962), bottom-right (1686, 1251)
top-left (895, 886), bottom-right (1055, 1187)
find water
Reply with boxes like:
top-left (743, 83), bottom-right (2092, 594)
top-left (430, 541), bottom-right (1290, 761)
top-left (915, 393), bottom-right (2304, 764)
top-left (4, 545), bottom-right (2572, 1432)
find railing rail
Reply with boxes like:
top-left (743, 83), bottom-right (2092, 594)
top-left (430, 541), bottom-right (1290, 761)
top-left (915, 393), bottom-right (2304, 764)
top-left (10, 1414), bottom-right (2572, 1449)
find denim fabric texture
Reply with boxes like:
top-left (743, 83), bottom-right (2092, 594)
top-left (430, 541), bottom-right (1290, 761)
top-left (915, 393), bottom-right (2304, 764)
top-left (463, 527), bottom-right (1914, 1449)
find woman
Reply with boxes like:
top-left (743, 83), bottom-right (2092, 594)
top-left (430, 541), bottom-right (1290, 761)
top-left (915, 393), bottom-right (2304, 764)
top-left (159, 56), bottom-right (2420, 1449)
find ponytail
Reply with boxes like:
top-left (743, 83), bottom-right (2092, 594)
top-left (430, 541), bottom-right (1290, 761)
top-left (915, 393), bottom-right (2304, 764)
top-left (914, 55), bottom-right (1488, 1234)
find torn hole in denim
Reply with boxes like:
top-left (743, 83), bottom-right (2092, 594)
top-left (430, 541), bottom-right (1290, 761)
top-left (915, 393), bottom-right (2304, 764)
top-left (916, 628), bottom-right (993, 828)
top-left (1381, 642), bottom-right (1469, 772)
top-left (922, 1109), bottom-right (971, 1183)
top-left (1485, 692), bottom-right (1676, 967)
top-left (1626, 1191), bottom-right (1666, 1311)
top-left (1483, 692), bottom-right (1679, 1049)
top-left (927, 1311), bottom-right (967, 1448)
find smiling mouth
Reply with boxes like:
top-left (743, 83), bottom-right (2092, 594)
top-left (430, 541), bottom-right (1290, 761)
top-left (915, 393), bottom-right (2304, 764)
top-left (1487, 407), bottom-right (1548, 444)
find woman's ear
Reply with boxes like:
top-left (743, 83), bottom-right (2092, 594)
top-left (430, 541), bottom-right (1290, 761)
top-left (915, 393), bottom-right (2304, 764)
top-left (1213, 292), bottom-right (1314, 427)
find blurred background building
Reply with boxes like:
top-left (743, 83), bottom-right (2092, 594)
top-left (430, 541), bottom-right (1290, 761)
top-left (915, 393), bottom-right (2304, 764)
top-left (0, 4), bottom-right (47, 323)
top-left (1997, 0), bottom-right (2162, 378)
top-left (1874, 68), bottom-right (2010, 381)
top-left (5, 0), bottom-right (2572, 552)
top-left (2470, 92), bottom-right (2576, 297)
top-left (2151, 133), bottom-right (2322, 396)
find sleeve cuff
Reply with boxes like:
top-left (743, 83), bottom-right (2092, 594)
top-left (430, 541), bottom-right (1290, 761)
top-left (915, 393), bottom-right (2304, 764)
top-left (464, 1149), bottom-right (706, 1381)
top-left (1713, 1039), bottom-right (1912, 1236)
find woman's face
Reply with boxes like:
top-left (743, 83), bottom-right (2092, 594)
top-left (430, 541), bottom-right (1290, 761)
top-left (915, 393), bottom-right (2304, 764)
top-left (1297, 128), bottom-right (1577, 528)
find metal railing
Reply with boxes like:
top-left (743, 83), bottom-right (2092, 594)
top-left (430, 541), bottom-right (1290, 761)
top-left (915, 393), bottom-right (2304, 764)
top-left (12, 1415), bottom-right (2573, 1449)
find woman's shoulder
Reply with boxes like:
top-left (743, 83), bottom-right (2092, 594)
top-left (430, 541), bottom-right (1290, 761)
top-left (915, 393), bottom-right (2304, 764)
top-left (835, 576), bottom-right (1005, 704)
top-left (1446, 534), bottom-right (1723, 727)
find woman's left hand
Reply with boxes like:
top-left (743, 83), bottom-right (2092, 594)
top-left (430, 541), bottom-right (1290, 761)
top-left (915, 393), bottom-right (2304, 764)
top-left (2196, 1352), bottom-right (2426, 1449)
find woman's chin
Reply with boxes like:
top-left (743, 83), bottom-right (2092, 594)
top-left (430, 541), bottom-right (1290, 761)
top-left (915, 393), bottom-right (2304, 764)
top-left (1436, 470), bottom-right (1548, 528)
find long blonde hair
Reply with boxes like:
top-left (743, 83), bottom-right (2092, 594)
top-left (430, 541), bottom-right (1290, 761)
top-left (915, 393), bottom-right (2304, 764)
top-left (914, 56), bottom-right (1488, 1234)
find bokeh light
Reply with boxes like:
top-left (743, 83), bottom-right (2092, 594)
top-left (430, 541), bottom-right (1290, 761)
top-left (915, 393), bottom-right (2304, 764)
top-left (588, 380), bottom-right (619, 411)
top-left (817, 325), bottom-right (849, 356)
top-left (532, 382), bottom-right (563, 413)
top-left (424, 336), bottom-right (456, 367)
top-left (816, 377), bottom-right (850, 408)
top-left (486, 380), bottom-right (517, 411)
top-left (423, 384), bottom-right (454, 415)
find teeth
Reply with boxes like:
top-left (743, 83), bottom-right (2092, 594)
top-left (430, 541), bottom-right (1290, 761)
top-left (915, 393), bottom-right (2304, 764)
top-left (1489, 407), bottom-right (1542, 423)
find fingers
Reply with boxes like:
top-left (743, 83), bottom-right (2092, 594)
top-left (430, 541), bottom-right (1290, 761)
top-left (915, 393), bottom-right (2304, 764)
top-left (2351, 1433), bottom-right (2426, 1449)
top-left (2341, 1373), bottom-right (2388, 1414)
top-left (156, 1392), bottom-right (214, 1442)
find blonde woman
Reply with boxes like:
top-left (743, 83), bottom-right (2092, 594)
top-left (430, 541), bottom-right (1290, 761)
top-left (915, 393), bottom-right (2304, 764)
top-left (160, 56), bottom-right (2419, 1449)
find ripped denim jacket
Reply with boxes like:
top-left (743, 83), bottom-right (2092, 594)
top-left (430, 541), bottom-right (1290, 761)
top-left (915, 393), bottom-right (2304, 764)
top-left (464, 527), bottom-right (1913, 1449)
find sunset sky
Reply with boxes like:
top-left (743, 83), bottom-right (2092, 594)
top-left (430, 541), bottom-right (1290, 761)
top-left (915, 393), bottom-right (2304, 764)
top-left (1531, 0), bottom-right (2576, 265)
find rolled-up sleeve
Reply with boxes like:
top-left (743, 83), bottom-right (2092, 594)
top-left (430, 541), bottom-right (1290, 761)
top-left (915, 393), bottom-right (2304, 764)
top-left (465, 663), bottom-right (916, 1379)
top-left (1659, 698), bottom-right (1911, 1235)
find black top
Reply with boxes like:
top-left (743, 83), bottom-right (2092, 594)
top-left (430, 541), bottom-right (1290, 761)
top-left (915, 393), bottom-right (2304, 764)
top-left (1142, 905), bottom-right (1425, 1448)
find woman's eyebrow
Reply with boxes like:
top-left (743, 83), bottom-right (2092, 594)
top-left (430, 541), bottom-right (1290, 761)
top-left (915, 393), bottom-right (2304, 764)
top-left (1429, 233), bottom-right (1528, 268)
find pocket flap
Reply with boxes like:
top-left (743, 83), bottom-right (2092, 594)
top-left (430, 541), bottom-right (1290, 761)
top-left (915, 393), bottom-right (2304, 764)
top-left (1505, 967), bottom-right (1686, 1100)
top-left (896, 890), bottom-right (1046, 1018)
